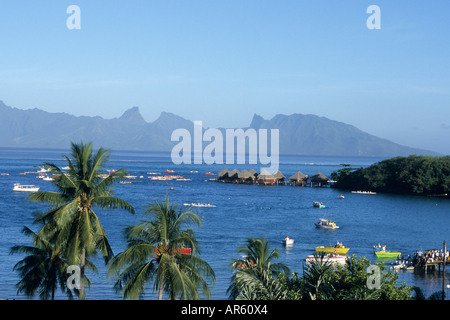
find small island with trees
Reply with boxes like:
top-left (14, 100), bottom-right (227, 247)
top-left (331, 155), bottom-right (450, 197)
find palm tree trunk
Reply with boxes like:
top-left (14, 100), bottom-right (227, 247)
top-left (79, 247), bottom-right (85, 300)
top-left (158, 265), bottom-right (165, 300)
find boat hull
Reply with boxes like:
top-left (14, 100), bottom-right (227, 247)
top-left (315, 246), bottom-right (349, 254)
top-left (314, 223), bottom-right (339, 230)
top-left (306, 255), bottom-right (347, 266)
top-left (375, 251), bottom-right (401, 258)
top-left (12, 184), bottom-right (39, 192)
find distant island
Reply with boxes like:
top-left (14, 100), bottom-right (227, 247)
top-left (331, 155), bottom-right (450, 197)
top-left (0, 100), bottom-right (439, 157)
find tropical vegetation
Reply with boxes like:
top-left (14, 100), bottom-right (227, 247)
top-left (20, 141), bottom-right (135, 299)
top-left (331, 155), bottom-right (450, 196)
top-left (107, 194), bottom-right (216, 300)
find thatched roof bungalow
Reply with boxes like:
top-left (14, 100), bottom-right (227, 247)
top-left (257, 169), bottom-right (277, 185)
top-left (289, 171), bottom-right (308, 186)
top-left (273, 170), bottom-right (285, 183)
top-left (227, 169), bottom-right (240, 181)
top-left (238, 169), bottom-right (253, 183)
top-left (217, 168), bottom-right (229, 180)
top-left (309, 172), bottom-right (329, 187)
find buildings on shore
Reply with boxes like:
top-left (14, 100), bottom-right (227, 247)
top-left (215, 168), bottom-right (331, 187)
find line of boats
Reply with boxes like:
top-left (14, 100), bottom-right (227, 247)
top-left (281, 235), bottom-right (402, 267)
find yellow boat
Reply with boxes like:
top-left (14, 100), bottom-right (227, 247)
top-left (315, 246), bottom-right (349, 255)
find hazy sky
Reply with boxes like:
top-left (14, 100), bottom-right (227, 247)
top-left (0, 1), bottom-right (449, 154)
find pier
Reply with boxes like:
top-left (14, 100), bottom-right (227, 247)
top-left (414, 260), bottom-right (450, 273)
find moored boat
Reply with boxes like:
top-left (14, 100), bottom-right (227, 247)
top-left (13, 183), bottom-right (40, 192)
top-left (306, 254), bottom-right (348, 266)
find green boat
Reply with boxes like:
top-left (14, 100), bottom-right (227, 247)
top-left (374, 246), bottom-right (401, 259)
top-left (375, 251), bottom-right (401, 258)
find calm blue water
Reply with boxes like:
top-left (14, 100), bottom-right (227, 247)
top-left (0, 148), bottom-right (449, 300)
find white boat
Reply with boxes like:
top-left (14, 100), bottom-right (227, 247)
top-left (183, 203), bottom-right (216, 207)
top-left (315, 218), bottom-right (339, 230)
top-left (305, 254), bottom-right (347, 266)
top-left (282, 236), bottom-right (294, 246)
top-left (13, 183), bottom-right (40, 192)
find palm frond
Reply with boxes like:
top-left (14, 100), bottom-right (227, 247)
top-left (93, 196), bottom-right (135, 214)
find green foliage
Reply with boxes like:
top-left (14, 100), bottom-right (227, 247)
top-left (332, 155), bottom-right (450, 196)
top-left (228, 238), bottom-right (290, 300)
top-left (10, 226), bottom-right (86, 300)
top-left (107, 194), bottom-right (215, 300)
top-left (272, 255), bottom-right (414, 301)
top-left (27, 141), bottom-right (135, 299)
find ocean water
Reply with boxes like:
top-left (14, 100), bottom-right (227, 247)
top-left (0, 148), bottom-right (449, 300)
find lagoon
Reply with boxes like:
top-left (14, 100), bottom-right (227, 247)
top-left (0, 148), bottom-right (449, 299)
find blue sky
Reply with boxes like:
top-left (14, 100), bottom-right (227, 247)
top-left (0, 1), bottom-right (449, 154)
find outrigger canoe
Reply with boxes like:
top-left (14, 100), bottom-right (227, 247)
top-left (315, 246), bottom-right (349, 255)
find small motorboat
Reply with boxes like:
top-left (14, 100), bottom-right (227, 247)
top-left (315, 244), bottom-right (349, 255)
top-left (282, 236), bottom-right (294, 246)
top-left (338, 195), bottom-right (345, 199)
top-left (315, 218), bottom-right (339, 230)
top-left (13, 183), bottom-right (40, 192)
top-left (313, 201), bottom-right (326, 208)
top-left (204, 172), bottom-right (215, 175)
top-left (165, 169), bottom-right (175, 173)
top-left (306, 254), bottom-right (348, 266)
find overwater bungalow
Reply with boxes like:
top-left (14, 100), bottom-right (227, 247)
top-left (273, 170), bottom-right (285, 184)
top-left (237, 169), bottom-right (251, 183)
top-left (309, 172), bottom-right (329, 187)
top-left (227, 169), bottom-right (240, 182)
top-left (217, 168), bottom-right (229, 181)
top-left (289, 171), bottom-right (308, 186)
top-left (248, 169), bottom-right (258, 180)
top-left (257, 169), bottom-right (277, 185)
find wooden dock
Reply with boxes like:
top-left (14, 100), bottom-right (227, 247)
top-left (415, 260), bottom-right (450, 273)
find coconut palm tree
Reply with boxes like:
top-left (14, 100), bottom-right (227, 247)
top-left (302, 253), bottom-right (336, 300)
top-left (107, 194), bottom-right (215, 300)
top-left (10, 226), bottom-right (85, 299)
top-left (29, 141), bottom-right (135, 299)
top-left (228, 237), bottom-right (290, 300)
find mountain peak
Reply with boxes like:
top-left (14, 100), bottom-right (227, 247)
top-left (250, 113), bottom-right (264, 128)
top-left (119, 106), bottom-right (146, 123)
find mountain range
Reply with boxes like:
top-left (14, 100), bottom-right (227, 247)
top-left (0, 100), bottom-right (437, 157)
